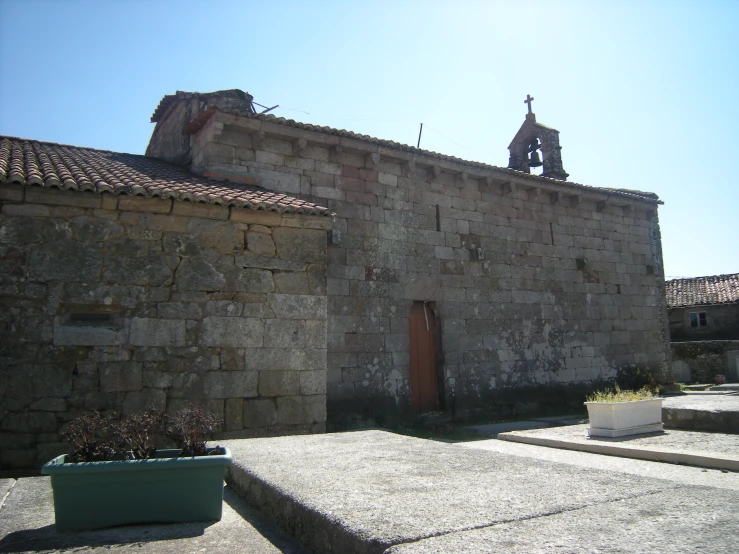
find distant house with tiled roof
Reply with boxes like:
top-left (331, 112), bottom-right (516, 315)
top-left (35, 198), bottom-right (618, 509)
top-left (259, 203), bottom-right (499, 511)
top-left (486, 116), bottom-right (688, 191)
top-left (1, 89), bottom-right (673, 469)
top-left (666, 274), bottom-right (739, 341)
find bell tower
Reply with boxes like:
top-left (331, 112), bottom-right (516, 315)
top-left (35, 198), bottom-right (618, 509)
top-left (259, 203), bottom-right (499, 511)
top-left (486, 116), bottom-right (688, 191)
top-left (507, 95), bottom-right (569, 181)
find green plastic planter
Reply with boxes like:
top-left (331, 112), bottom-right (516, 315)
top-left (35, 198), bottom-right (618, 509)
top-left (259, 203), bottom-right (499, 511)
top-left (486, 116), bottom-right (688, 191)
top-left (41, 447), bottom-right (232, 531)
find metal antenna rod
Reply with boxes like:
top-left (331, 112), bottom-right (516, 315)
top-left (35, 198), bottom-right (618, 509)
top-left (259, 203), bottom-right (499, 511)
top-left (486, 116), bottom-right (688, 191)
top-left (417, 123), bottom-right (424, 148)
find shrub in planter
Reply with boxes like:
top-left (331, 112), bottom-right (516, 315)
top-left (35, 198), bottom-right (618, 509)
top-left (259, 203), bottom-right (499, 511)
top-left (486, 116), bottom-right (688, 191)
top-left (59, 410), bottom-right (118, 463)
top-left (42, 406), bottom-right (232, 531)
top-left (165, 405), bottom-right (223, 456)
top-left (584, 386), bottom-right (664, 438)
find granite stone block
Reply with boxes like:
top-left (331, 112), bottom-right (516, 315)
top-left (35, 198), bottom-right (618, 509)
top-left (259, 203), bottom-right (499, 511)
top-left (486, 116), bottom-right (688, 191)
top-left (130, 317), bottom-right (186, 347)
top-left (202, 316), bottom-right (263, 348)
top-left (247, 348), bottom-right (327, 371)
top-left (204, 370), bottom-right (258, 399)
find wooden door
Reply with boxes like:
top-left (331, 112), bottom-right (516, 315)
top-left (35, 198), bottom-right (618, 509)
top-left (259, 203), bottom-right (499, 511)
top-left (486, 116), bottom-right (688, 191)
top-left (409, 302), bottom-right (439, 413)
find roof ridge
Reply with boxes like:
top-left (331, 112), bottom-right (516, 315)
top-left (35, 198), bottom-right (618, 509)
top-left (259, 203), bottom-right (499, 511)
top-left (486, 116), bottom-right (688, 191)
top-left (666, 273), bottom-right (739, 283)
top-left (665, 272), bottom-right (739, 308)
top-left (0, 135), bottom-right (138, 157)
top-left (246, 113), bottom-right (661, 204)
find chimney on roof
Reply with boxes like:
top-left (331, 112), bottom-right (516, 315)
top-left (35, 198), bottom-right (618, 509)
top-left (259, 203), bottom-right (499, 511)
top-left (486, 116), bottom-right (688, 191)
top-left (145, 89), bottom-right (255, 166)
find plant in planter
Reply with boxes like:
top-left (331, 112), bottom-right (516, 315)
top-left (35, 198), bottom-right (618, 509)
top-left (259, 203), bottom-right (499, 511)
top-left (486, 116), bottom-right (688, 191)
top-left (584, 385), bottom-right (664, 438)
top-left (165, 404), bottom-right (223, 456)
top-left (113, 408), bottom-right (167, 460)
top-left (60, 410), bottom-right (118, 462)
top-left (41, 406), bottom-right (232, 531)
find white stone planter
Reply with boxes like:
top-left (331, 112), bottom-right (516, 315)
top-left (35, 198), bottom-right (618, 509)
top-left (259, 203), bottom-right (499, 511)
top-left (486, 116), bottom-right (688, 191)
top-left (584, 398), bottom-right (664, 438)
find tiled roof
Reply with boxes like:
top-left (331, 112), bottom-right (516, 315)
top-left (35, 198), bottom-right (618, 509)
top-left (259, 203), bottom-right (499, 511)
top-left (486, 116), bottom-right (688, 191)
top-left (248, 113), bottom-right (662, 204)
top-left (665, 274), bottom-right (739, 308)
top-left (0, 136), bottom-right (331, 216)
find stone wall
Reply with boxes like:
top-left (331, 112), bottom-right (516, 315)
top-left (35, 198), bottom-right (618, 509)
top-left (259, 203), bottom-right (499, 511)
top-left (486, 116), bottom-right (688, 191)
top-left (671, 341), bottom-right (739, 383)
top-left (668, 305), bottom-right (739, 342)
top-left (0, 183), bottom-right (329, 469)
top-left (185, 111), bottom-right (671, 425)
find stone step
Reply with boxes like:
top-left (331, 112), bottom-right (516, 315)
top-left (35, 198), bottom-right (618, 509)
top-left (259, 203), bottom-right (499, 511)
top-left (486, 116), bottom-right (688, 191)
top-left (219, 430), bottom-right (739, 554)
top-left (663, 390), bottom-right (736, 396)
top-left (662, 394), bottom-right (739, 433)
top-left (711, 384), bottom-right (739, 391)
top-left (467, 415), bottom-right (587, 437)
top-left (681, 384), bottom-right (714, 391)
top-left (498, 424), bottom-right (739, 471)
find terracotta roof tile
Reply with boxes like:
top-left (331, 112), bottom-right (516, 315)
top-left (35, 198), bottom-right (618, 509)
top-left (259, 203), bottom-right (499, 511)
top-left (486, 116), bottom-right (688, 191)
top-left (0, 136), bottom-right (331, 217)
top-left (665, 274), bottom-right (739, 308)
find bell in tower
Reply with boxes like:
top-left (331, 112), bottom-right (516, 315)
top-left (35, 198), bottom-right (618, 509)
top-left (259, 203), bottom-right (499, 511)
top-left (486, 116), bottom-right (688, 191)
top-left (527, 138), bottom-right (543, 168)
top-left (507, 95), bottom-right (569, 181)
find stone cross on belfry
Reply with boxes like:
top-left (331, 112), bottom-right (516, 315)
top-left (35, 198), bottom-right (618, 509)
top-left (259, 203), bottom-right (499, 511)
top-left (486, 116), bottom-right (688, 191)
top-left (524, 94), bottom-right (534, 114)
top-left (508, 94), bottom-right (569, 180)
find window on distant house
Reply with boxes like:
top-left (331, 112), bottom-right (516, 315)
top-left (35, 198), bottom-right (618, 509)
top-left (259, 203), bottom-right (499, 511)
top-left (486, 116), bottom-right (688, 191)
top-left (689, 312), bottom-right (707, 328)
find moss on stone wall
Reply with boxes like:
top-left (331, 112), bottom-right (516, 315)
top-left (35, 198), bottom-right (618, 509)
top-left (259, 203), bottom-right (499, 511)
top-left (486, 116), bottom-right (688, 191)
top-left (673, 341), bottom-right (730, 359)
top-left (671, 340), bottom-right (739, 383)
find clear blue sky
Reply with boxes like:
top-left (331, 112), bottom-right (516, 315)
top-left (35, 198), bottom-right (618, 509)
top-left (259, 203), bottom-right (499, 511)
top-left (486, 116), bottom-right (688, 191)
top-left (1, 0), bottom-right (736, 279)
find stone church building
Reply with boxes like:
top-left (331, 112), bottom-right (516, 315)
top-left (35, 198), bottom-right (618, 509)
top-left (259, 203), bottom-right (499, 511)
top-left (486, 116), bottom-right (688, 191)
top-left (0, 89), bottom-right (670, 468)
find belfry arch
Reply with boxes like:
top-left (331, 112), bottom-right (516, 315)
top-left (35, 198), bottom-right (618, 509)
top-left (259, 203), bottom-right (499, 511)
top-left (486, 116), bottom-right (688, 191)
top-left (507, 95), bottom-right (569, 181)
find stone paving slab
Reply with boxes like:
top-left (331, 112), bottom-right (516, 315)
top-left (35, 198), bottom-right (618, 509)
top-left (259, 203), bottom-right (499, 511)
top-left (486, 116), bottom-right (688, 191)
top-left (663, 394), bottom-right (739, 410)
top-left (386, 486), bottom-right (738, 553)
top-left (499, 424), bottom-right (739, 470)
top-left (530, 414), bottom-right (587, 423)
top-left (467, 420), bottom-right (552, 435)
top-left (0, 480), bottom-right (14, 504)
top-left (220, 430), bottom-right (729, 554)
top-left (0, 477), bottom-right (309, 554)
top-left (461, 438), bottom-right (739, 490)
top-left (468, 415), bottom-right (587, 437)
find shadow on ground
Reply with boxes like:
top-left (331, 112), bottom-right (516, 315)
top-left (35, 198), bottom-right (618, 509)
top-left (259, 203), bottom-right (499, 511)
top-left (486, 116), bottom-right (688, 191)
top-left (222, 489), bottom-right (310, 553)
top-left (391, 412), bottom-right (589, 443)
top-left (0, 487), bottom-right (308, 554)
top-left (0, 514), bottom-right (212, 553)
